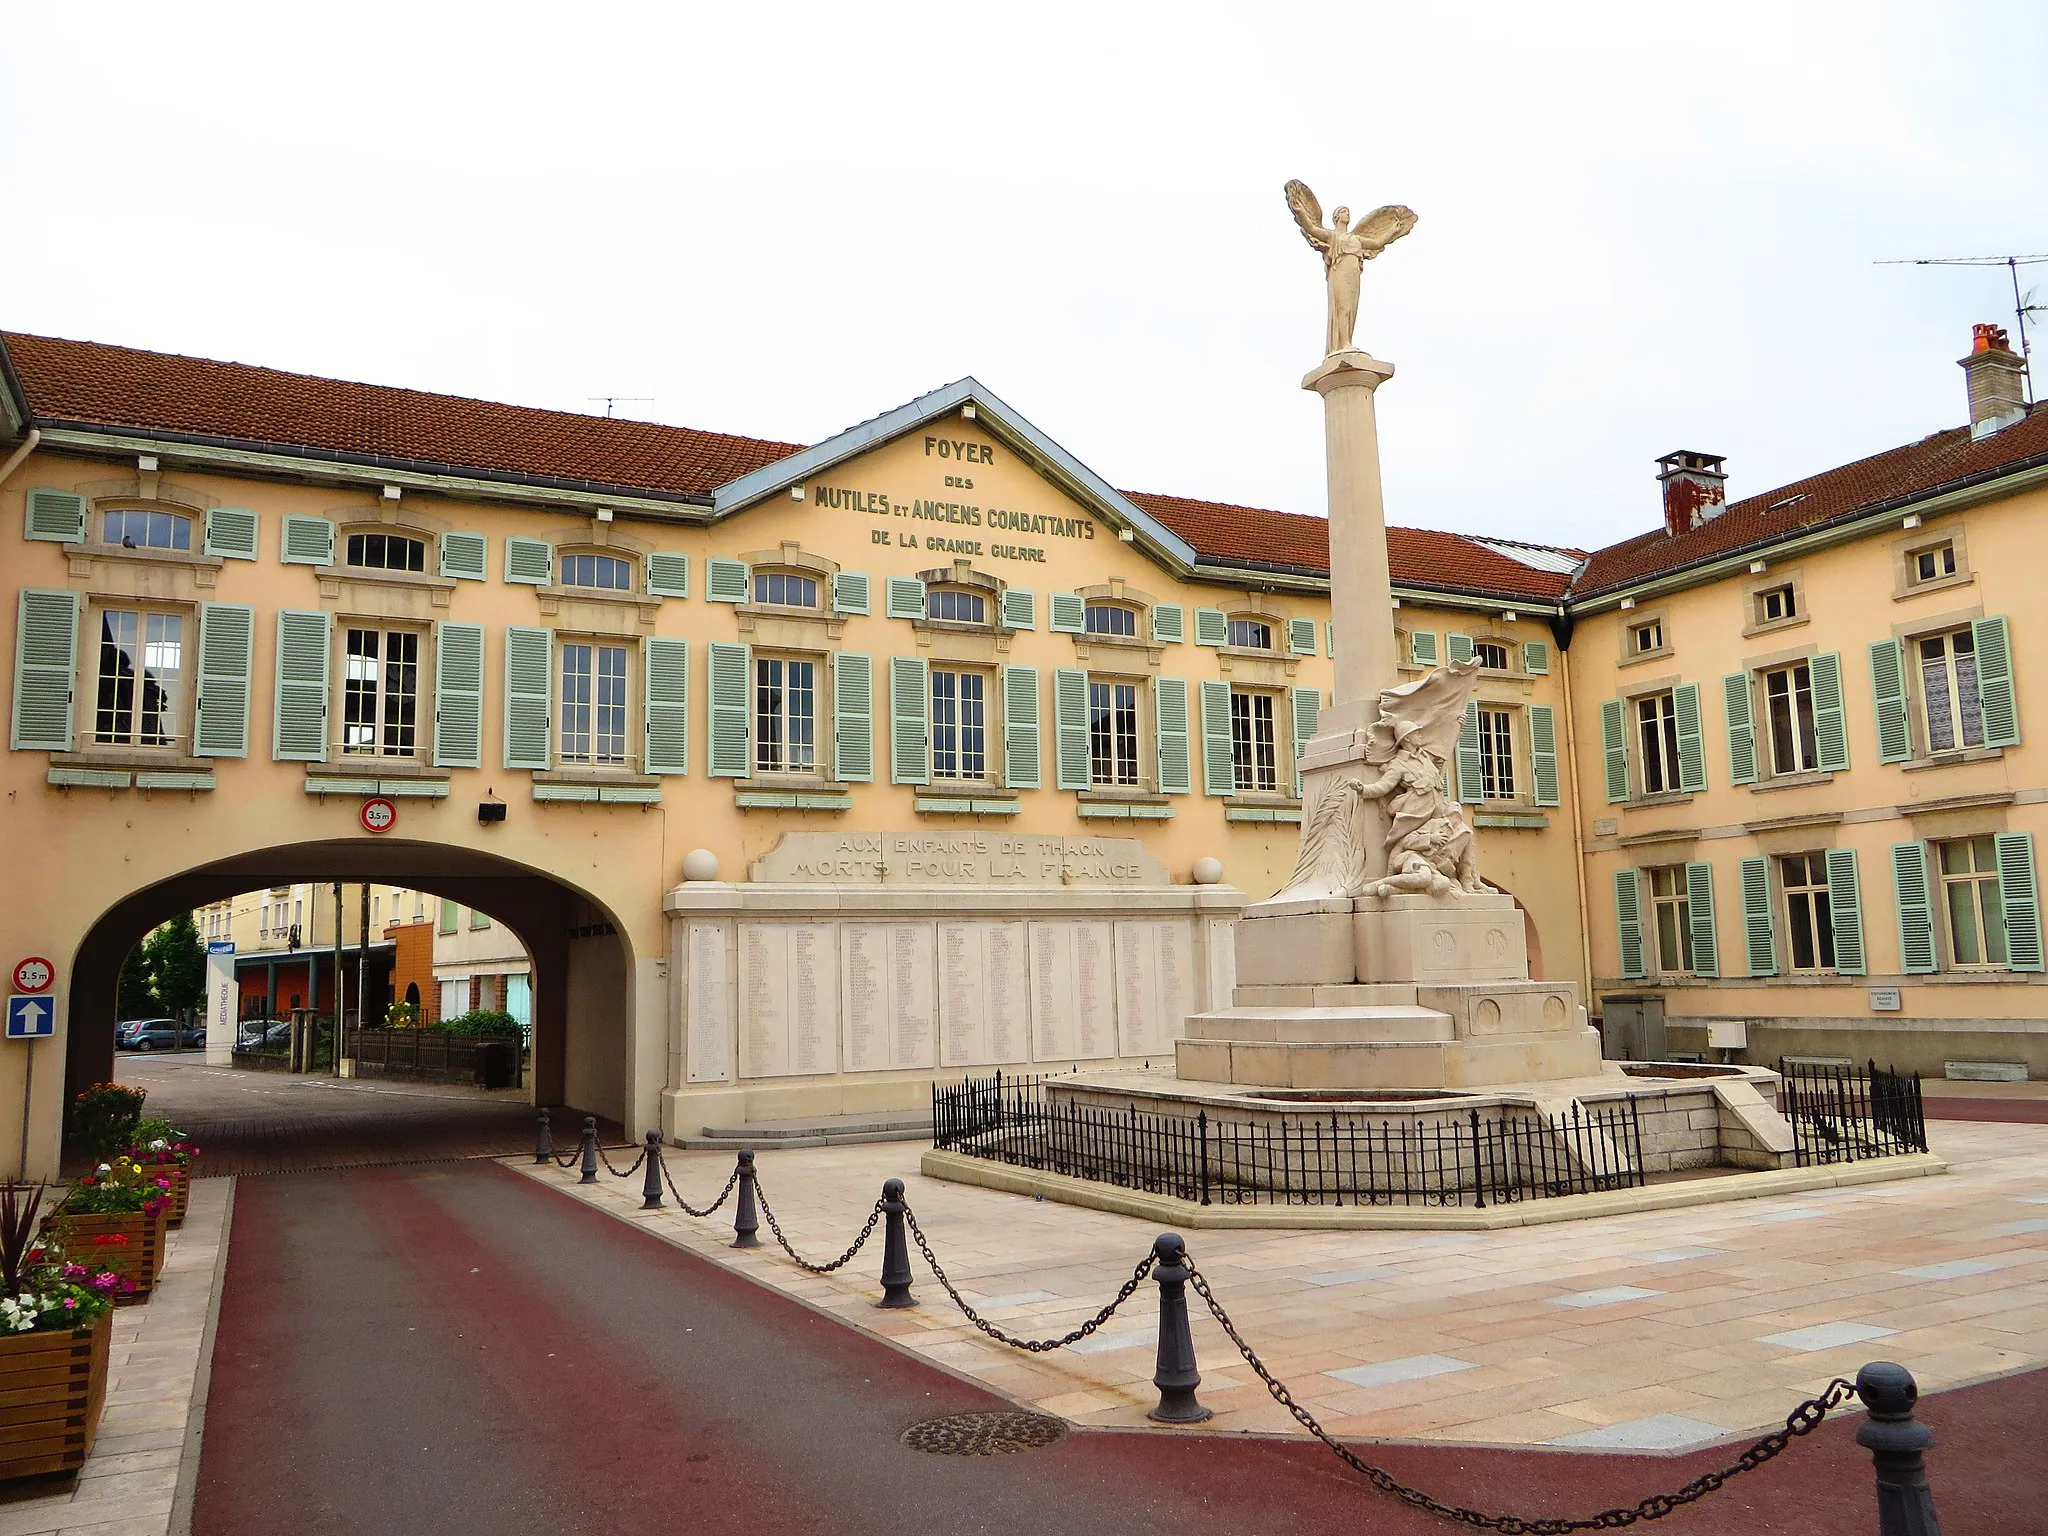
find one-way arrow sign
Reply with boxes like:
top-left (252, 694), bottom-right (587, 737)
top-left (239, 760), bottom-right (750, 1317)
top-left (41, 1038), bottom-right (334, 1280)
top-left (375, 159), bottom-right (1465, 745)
top-left (6, 995), bottom-right (54, 1039)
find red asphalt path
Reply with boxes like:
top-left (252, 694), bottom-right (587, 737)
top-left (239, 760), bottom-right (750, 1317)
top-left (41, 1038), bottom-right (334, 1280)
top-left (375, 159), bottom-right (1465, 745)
top-left (195, 1161), bottom-right (2045, 1535)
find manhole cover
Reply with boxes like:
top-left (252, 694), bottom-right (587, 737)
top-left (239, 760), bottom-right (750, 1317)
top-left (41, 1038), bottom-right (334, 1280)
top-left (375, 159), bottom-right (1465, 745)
top-left (901, 1411), bottom-right (1068, 1456)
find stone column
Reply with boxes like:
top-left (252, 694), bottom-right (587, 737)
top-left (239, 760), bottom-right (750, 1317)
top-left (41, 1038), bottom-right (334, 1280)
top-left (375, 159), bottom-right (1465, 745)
top-left (1303, 350), bottom-right (1397, 732)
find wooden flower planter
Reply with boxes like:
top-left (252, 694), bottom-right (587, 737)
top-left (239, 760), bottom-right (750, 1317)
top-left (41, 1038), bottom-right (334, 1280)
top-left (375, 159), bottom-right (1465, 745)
top-left (0, 1313), bottom-right (111, 1482)
top-left (161, 1166), bottom-right (191, 1226)
top-left (44, 1207), bottom-right (167, 1304)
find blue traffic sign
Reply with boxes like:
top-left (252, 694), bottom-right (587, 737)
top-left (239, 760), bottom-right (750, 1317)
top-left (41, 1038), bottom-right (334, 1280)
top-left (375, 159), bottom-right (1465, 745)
top-left (6, 995), bottom-right (54, 1039)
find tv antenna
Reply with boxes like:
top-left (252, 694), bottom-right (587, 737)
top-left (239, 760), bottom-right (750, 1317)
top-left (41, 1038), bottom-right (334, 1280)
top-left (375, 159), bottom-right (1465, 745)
top-left (1875, 253), bottom-right (2048, 404)
top-left (586, 396), bottom-right (654, 418)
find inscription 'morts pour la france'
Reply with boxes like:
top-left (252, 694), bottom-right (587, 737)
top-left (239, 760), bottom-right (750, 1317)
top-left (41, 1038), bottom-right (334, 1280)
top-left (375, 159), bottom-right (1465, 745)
top-left (749, 831), bottom-right (1171, 888)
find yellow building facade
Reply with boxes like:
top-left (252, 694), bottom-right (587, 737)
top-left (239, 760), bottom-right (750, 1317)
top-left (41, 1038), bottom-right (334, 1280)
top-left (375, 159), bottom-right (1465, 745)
top-left (0, 332), bottom-right (1586, 1176)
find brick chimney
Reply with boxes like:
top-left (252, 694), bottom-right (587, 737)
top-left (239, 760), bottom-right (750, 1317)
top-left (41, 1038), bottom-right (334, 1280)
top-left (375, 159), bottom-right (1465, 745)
top-left (1959, 323), bottom-right (2027, 440)
top-left (1656, 450), bottom-right (1727, 537)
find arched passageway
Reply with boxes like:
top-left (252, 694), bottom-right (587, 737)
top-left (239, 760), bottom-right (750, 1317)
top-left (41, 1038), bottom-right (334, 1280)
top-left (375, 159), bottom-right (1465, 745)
top-left (65, 838), bottom-right (633, 1134)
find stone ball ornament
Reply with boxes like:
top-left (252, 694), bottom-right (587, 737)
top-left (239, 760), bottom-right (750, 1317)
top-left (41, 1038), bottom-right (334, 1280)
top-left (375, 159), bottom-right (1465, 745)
top-left (1190, 857), bottom-right (1224, 886)
top-left (681, 848), bottom-right (721, 882)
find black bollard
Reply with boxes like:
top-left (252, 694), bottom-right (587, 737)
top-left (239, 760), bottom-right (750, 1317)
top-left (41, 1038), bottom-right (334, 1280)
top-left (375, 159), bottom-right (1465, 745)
top-left (578, 1116), bottom-right (600, 1184)
top-left (534, 1107), bottom-right (553, 1164)
top-left (641, 1130), bottom-right (664, 1209)
top-left (1856, 1362), bottom-right (1942, 1536)
top-left (877, 1178), bottom-right (916, 1308)
top-left (1148, 1233), bottom-right (1211, 1424)
top-left (731, 1150), bottom-right (761, 1248)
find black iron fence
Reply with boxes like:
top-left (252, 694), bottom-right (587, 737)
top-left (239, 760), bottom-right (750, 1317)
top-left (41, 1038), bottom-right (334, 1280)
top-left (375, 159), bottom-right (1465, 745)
top-left (345, 1026), bottom-right (523, 1088)
top-left (1778, 1058), bottom-right (1929, 1167)
top-left (932, 1074), bottom-right (1644, 1208)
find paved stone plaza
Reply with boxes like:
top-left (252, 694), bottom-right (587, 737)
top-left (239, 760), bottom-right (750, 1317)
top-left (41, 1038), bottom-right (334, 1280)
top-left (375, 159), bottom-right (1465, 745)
top-left (521, 1117), bottom-right (2048, 1452)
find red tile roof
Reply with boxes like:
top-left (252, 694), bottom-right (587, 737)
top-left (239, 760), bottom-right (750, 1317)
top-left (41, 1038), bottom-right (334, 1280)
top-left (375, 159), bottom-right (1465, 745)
top-left (3, 332), bottom-right (799, 501)
top-left (1573, 405), bottom-right (2048, 598)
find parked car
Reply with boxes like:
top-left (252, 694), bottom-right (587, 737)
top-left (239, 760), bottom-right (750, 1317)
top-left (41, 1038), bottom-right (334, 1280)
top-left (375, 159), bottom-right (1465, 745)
top-left (116, 1018), bottom-right (204, 1051)
top-left (237, 1019), bottom-right (291, 1050)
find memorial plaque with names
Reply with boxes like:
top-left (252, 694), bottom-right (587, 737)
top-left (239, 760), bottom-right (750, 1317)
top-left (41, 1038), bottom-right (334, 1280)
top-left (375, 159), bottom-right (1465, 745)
top-left (888, 924), bottom-right (937, 1069)
top-left (939, 922), bottom-right (1030, 1068)
top-left (1115, 920), bottom-right (1194, 1059)
top-left (686, 923), bottom-right (732, 1083)
top-left (1029, 922), bottom-right (1115, 1062)
top-left (1072, 921), bottom-right (1114, 1059)
top-left (842, 923), bottom-right (888, 1073)
top-left (1207, 918), bottom-right (1237, 1012)
top-left (738, 924), bottom-right (840, 1079)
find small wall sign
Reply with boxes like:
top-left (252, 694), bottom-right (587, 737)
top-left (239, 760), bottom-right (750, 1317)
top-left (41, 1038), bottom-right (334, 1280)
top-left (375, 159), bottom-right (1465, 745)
top-left (11, 957), bottom-right (53, 994)
top-left (360, 797), bottom-right (398, 834)
top-left (1868, 987), bottom-right (1903, 1013)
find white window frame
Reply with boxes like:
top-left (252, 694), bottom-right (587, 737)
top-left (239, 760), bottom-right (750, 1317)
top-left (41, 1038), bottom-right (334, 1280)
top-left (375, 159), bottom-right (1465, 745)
top-left (930, 665), bottom-right (990, 781)
top-left (90, 603), bottom-right (189, 751)
top-left (1915, 627), bottom-right (1984, 754)
top-left (1936, 835), bottom-right (2007, 969)
top-left (557, 638), bottom-right (631, 768)
top-left (558, 552), bottom-right (636, 592)
top-left (1088, 676), bottom-right (1142, 787)
top-left (1780, 853), bottom-right (1837, 972)
top-left (753, 569), bottom-right (821, 610)
top-left (1648, 865), bottom-right (1694, 975)
top-left (344, 531), bottom-right (427, 573)
top-left (753, 651), bottom-right (818, 774)
top-left (1229, 687), bottom-right (1278, 793)
top-left (100, 506), bottom-right (195, 554)
top-left (1762, 661), bottom-right (1819, 775)
top-left (340, 623), bottom-right (425, 759)
top-left (1635, 691), bottom-right (1681, 795)
top-left (1476, 704), bottom-right (1517, 799)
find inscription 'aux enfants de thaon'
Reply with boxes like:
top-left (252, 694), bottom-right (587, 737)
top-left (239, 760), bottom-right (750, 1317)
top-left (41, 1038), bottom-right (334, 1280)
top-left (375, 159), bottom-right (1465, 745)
top-left (810, 436), bottom-right (1095, 563)
top-left (781, 834), bottom-right (1150, 885)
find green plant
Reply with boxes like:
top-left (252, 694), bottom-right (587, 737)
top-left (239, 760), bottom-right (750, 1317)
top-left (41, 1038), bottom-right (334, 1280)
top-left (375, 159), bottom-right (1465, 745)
top-left (68, 1083), bottom-right (147, 1155)
top-left (117, 943), bottom-right (156, 1018)
top-left (128, 1117), bottom-right (197, 1168)
top-left (142, 913), bottom-right (207, 1018)
top-left (384, 999), bottom-right (418, 1029)
top-left (0, 1185), bottom-right (125, 1330)
top-left (432, 1008), bottom-right (520, 1039)
top-left (61, 1155), bottom-right (173, 1218)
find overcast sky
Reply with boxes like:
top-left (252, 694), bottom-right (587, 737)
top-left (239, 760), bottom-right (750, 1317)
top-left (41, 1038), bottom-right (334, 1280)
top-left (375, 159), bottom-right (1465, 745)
top-left (5, 3), bottom-right (2045, 554)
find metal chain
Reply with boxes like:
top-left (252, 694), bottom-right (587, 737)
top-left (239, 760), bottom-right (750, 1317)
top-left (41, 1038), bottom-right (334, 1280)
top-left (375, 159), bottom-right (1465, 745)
top-left (904, 1207), bottom-right (1154, 1352)
top-left (550, 1144), bottom-right (582, 1169)
top-left (596, 1142), bottom-right (646, 1178)
top-left (662, 1159), bottom-right (742, 1218)
top-left (753, 1182), bottom-right (882, 1274)
top-left (1185, 1261), bottom-right (1858, 1534)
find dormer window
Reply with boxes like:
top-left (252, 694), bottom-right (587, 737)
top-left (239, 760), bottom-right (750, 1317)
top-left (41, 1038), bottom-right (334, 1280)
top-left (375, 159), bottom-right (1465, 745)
top-left (1472, 640), bottom-right (1510, 670)
top-left (753, 570), bottom-right (819, 609)
top-left (1085, 603), bottom-right (1138, 638)
top-left (1227, 618), bottom-right (1273, 651)
top-left (926, 588), bottom-right (987, 625)
top-left (346, 532), bottom-right (425, 572)
top-left (560, 553), bottom-right (634, 591)
top-left (102, 508), bottom-right (193, 552)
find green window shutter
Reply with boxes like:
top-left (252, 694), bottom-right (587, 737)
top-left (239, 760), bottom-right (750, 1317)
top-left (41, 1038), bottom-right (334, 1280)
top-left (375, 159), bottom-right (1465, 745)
top-left (1685, 862), bottom-right (1720, 978)
top-left (999, 588), bottom-right (1034, 630)
top-left (644, 637), bottom-right (689, 774)
top-left (1287, 618), bottom-right (1317, 656)
top-left (1601, 698), bottom-right (1629, 803)
top-left (1974, 616), bottom-right (2019, 747)
top-left (1052, 668), bottom-right (1090, 790)
top-left (1528, 704), bottom-right (1560, 807)
top-left (1825, 847), bottom-right (1866, 975)
top-left (1739, 855), bottom-right (1778, 977)
top-left (24, 488), bottom-right (85, 544)
top-left (1447, 633), bottom-right (1475, 664)
top-left (1002, 665), bottom-right (1040, 789)
top-left (438, 531), bottom-right (487, 581)
top-left (1410, 630), bottom-right (1440, 666)
top-left (1722, 672), bottom-right (1757, 786)
top-left (1673, 682), bottom-right (1706, 792)
top-left (280, 515), bottom-right (335, 567)
top-left (646, 553), bottom-right (690, 599)
top-left (1995, 831), bottom-right (2044, 972)
top-left (1194, 607), bottom-right (1228, 647)
top-left (1200, 680), bottom-right (1234, 796)
top-left (834, 653), bottom-right (873, 783)
top-left (831, 571), bottom-right (869, 615)
top-left (1155, 677), bottom-right (1191, 794)
top-left (707, 558), bottom-right (750, 604)
top-left (432, 622), bottom-right (485, 768)
top-left (886, 575), bottom-right (926, 621)
top-left (1522, 639), bottom-right (1550, 676)
top-left (503, 626), bottom-right (553, 771)
top-left (890, 656), bottom-right (929, 785)
top-left (193, 603), bottom-right (254, 759)
top-left (272, 610), bottom-right (332, 762)
top-left (11, 589), bottom-right (79, 751)
top-left (504, 536), bottom-right (552, 586)
top-left (708, 641), bottom-right (751, 777)
top-left (1049, 592), bottom-right (1086, 634)
top-left (1150, 603), bottom-right (1184, 643)
top-left (1810, 651), bottom-right (1849, 771)
top-left (1291, 686), bottom-right (1320, 797)
top-left (203, 507), bottom-right (259, 561)
top-left (1869, 639), bottom-right (1913, 764)
top-left (1892, 842), bottom-right (1938, 975)
top-left (1455, 699), bottom-right (1484, 805)
top-left (1325, 621), bottom-right (1335, 658)
top-left (1613, 869), bottom-right (1646, 980)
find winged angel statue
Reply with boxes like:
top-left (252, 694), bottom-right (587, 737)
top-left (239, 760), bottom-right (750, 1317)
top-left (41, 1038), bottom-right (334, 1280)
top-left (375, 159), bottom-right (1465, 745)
top-left (1273, 657), bottom-right (1491, 903)
top-left (1284, 180), bottom-right (1417, 356)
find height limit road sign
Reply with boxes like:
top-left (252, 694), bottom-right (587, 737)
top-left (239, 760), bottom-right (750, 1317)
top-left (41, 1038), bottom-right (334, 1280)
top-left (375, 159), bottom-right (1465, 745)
top-left (6, 996), bottom-right (54, 1039)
